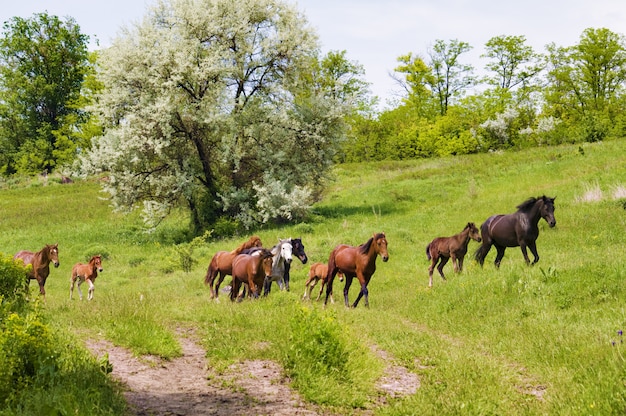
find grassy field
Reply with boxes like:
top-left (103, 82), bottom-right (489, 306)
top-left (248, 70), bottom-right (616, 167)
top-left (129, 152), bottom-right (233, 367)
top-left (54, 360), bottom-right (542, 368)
top-left (1, 139), bottom-right (625, 414)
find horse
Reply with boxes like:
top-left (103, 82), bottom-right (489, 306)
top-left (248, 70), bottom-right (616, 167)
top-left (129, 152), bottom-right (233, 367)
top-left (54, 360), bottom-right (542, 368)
top-left (302, 262), bottom-right (344, 302)
top-left (242, 237), bottom-right (308, 294)
top-left (230, 249), bottom-right (274, 301)
top-left (283, 237), bottom-right (308, 291)
top-left (426, 222), bottom-right (481, 287)
top-left (14, 243), bottom-right (60, 298)
top-left (475, 196), bottom-right (556, 268)
top-left (261, 239), bottom-right (293, 296)
top-left (70, 255), bottom-right (104, 301)
top-left (204, 235), bottom-right (263, 299)
top-left (324, 232), bottom-right (389, 308)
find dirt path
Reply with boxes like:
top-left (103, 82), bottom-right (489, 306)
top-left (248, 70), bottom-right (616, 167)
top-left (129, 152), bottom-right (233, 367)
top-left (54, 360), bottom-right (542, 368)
top-left (87, 331), bottom-right (419, 415)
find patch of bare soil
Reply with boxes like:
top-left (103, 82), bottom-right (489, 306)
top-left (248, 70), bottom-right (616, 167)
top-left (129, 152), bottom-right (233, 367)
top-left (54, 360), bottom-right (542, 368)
top-left (87, 331), bottom-right (419, 416)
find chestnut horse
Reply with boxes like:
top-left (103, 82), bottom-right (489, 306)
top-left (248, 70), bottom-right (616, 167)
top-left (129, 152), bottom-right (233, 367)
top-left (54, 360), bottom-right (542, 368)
top-left (475, 196), bottom-right (556, 267)
top-left (70, 255), bottom-right (104, 301)
top-left (302, 262), bottom-right (344, 302)
top-left (14, 243), bottom-right (60, 298)
top-left (230, 249), bottom-right (274, 301)
top-left (324, 232), bottom-right (389, 308)
top-left (426, 222), bottom-right (481, 287)
top-left (204, 235), bottom-right (262, 299)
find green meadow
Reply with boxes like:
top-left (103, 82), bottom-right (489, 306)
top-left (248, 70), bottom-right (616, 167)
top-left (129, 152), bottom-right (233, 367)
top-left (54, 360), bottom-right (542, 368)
top-left (1, 139), bottom-right (625, 414)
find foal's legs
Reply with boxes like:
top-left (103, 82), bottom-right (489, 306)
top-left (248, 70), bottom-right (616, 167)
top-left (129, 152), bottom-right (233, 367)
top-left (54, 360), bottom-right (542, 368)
top-left (437, 257), bottom-right (449, 279)
top-left (87, 279), bottom-right (95, 301)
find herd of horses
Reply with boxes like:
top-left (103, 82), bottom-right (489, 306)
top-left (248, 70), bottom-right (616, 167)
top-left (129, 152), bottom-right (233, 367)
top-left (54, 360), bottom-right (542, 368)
top-left (12, 195), bottom-right (556, 307)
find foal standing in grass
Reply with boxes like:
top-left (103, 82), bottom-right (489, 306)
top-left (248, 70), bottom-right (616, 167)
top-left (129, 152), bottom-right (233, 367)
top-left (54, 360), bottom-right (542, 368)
top-left (426, 222), bottom-right (481, 287)
top-left (70, 255), bottom-right (104, 300)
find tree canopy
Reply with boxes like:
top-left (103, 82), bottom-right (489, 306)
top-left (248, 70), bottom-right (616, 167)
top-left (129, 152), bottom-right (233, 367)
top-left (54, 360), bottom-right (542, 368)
top-left (77, 0), bottom-right (355, 233)
top-left (0, 13), bottom-right (90, 175)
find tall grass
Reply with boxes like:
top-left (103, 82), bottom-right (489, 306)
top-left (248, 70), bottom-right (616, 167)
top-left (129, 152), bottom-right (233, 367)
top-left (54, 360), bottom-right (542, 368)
top-left (1, 140), bottom-right (626, 414)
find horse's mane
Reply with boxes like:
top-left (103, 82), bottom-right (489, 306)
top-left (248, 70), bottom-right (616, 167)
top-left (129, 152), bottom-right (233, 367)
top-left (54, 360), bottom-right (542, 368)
top-left (516, 196), bottom-right (541, 212)
top-left (358, 233), bottom-right (385, 255)
top-left (231, 235), bottom-right (262, 254)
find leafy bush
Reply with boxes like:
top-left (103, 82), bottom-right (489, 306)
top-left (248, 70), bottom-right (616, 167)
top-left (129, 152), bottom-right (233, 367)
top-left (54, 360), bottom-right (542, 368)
top-left (0, 254), bottom-right (29, 310)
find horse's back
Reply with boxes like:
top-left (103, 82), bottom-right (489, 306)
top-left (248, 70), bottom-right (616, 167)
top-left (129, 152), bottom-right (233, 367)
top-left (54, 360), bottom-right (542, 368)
top-left (331, 245), bottom-right (359, 274)
top-left (310, 262), bottom-right (327, 279)
top-left (14, 250), bottom-right (34, 264)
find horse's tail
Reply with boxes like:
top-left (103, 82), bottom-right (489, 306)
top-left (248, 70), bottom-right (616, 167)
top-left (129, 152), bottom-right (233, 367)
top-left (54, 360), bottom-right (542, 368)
top-left (474, 219), bottom-right (490, 265)
top-left (204, 255), bottom-right (218, 285)
top-left (425, 243), bottom-right (432, 260)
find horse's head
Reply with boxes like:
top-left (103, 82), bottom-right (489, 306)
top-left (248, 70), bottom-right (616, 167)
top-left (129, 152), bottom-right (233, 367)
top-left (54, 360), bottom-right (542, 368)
top-left (258, 249), bottom-right (274, 278)
top-left (467, 222), bottom-right (482, 242)
top-left (94, 255), bottom-right (104, 272)
top-left (250, 235), bottom-right (263, 248)
top-left (48, 244), bottom-right (60, 268)
top-left (374, 232), bottom-right (389, 262)
top-left (540, 196), bottom-right (557, 228)
top-left (290, 238), bottom-right (308, 264)
top-left (278, 239), bottom-right (293, 265)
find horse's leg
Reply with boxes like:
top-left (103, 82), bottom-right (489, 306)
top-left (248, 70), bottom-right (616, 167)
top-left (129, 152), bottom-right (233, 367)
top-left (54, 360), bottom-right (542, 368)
top-left (519, 242), bottom-right (531, 265)
top-left (457, 255), bottom-right (465, 272)
top-left (37, 276), bottom-right (46, 299)
top-left (437, 257), bottom-right (449, 281)
top-left (451, 254), bottom-right (460, 273)
top-left (70, 276), bottom-right (75, 300)
top-left (230, 279), bottom-right (241, 302)
top-left (214, 271), bottom-right (226, 299)
top-left (77, 279), bottom-right (84, 301)
top-left (263, 277), bottom-right (271, 296)
top-left (527, 240), bottom-right (540, 264)
top-left (87, 279), bottom-right (95, 301)
top-left (283, 262), bottom-right (291, 291)
top-left (324, 269), bottom-right (338, 306)
top-left (494, 245), bottom-right (506, 268)
top-left (342, 275), bottom-right (354, 307)
top-left (428, 255), bottom-right (437, 288)
top-left (352, 275), bottom-right (369, 308)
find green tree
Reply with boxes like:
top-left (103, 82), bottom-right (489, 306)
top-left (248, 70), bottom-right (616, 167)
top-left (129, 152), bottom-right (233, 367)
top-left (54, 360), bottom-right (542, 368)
top-left (391, 53), bottom-right (437, 119)
top-left (544, 28), bottom-right (626, 142)
top-left (0, 13), bottom-right (90, 174)
top-left (428, 39), bottom-right (475, 116)
top-left (78, 0), bottom-right (350, 232)
top-left (482, 35), bottom-right (543, 91)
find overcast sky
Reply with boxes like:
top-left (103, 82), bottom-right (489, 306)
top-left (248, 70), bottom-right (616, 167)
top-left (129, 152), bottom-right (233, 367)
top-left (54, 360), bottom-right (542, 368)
top-left (2, 0), bottom-right (626, 108)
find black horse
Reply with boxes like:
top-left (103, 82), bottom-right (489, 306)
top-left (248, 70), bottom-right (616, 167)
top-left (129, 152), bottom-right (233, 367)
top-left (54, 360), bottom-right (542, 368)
top-left (475, 196), bottom-right (556, 267)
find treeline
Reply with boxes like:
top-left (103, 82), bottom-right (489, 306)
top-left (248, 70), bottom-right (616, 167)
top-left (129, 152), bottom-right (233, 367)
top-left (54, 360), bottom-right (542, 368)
top-left (343, 29), bottom-right (626, 162)
top-left (1, 2), bottom-right (625, 232)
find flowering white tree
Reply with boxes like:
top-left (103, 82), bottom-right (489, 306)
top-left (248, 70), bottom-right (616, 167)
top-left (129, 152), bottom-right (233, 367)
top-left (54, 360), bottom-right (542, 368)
top-left (77, 0), bottom-right (351, 231)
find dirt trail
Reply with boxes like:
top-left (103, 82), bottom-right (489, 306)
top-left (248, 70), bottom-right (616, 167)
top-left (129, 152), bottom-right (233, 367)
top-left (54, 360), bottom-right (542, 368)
top-left (87, 331), bottom-right (419, 416)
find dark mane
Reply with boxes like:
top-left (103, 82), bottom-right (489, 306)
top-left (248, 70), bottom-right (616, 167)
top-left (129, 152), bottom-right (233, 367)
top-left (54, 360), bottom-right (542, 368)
top-left (358, 233), bottom-right (385, 255)
top-left (516, 196), bottom-right (541, 212)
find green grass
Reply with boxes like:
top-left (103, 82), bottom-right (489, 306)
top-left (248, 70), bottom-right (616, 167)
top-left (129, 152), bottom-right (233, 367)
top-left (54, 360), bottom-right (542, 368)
top-left (1, 140), bottom-right (626, 414)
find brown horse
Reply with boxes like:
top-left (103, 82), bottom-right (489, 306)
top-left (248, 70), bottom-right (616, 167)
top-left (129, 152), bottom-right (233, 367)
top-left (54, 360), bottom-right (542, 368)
top-left (302, 262), bottom-right (344, 302)
top-left (14, 243), bottom-right (60, 298)
top-left (204, 235), bottom-right (262, 299)
top-left (475, 196), bottom-right (556, 267)
top-left (230, 249), bottom-right (274, 301)
top-left (70, 255), bottom-right (104, 301)
top-left (325, 232), bottom-right (389, 308)
top-left (426, 222), bottom-right (481, 287)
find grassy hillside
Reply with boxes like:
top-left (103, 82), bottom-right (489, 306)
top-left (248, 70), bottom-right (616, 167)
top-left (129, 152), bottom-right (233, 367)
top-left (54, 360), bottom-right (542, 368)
top-left (1, 139), bottom-right (625, 414)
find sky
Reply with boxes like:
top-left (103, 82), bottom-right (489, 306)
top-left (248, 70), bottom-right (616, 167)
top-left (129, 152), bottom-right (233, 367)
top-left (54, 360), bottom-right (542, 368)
top-left (2, 0), bottom-right (626, 108)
